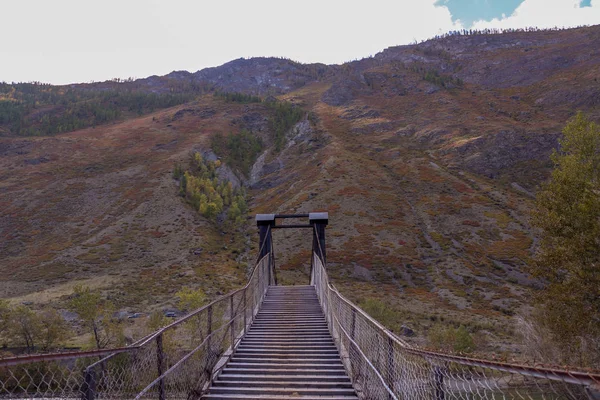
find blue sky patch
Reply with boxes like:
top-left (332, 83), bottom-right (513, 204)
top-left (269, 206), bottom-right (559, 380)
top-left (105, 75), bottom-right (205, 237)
top-left (435, 0), bottom-right (524, 27)
top-left (581, 0), bottom-right (591, 7)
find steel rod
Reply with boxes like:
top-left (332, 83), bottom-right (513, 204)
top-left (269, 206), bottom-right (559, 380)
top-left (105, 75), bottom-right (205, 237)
top-left (272, 224), bottom-right (312, 229)
top-left (274, 214), bottom-right (310, 219)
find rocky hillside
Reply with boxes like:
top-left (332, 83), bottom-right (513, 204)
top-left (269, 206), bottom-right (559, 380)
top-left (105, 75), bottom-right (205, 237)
top-left (1, 25), bottom-right (599, 355)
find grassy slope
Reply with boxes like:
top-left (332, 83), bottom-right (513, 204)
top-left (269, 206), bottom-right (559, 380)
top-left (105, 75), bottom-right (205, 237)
top-left (0, 96), bottom-right (272, 315)
top-left (2, 27), bottom-right (600, 356)
top-left (249, 57), bottom-right (593, 356)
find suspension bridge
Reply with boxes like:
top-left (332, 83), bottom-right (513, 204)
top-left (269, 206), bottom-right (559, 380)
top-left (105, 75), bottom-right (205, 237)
top-left (1, 213), bottom-right (599, 399)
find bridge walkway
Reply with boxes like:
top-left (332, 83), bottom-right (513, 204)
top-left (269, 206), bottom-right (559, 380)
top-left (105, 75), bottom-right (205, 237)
top-left (1, 213), bottom-right (599, 399)
top-left (203, 285), bottom-right (358, 399)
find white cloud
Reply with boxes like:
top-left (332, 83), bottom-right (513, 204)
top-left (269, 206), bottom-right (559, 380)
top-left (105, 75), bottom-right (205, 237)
top-left (471, 0), bottom-right (600, 30)
top-left (0, 0), bottom-right (598, 84)
top-left (0, 0), bottom-right (462, 84)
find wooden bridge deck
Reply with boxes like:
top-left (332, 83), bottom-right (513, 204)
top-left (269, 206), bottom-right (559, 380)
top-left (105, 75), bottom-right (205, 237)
top-left (203, 285), bottom-right (358, 399)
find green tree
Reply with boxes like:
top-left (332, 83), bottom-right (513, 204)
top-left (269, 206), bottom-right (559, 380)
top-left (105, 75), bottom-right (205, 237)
top-left (234, 193), bottom-right (247, 215)
top-left (8, 306), bottom-right (41, 353)
top-left (204, 202), bottom-right (218, 219)
top-left (69, 285), bottom-right (123, 349)
top-left (147, 311), bottom-right (169, 332)
top-left (531, 112), bottom-right (600, 366)
top-left (454, 325), bottom-right (475, 353)
top-left (1, 303), bottom-right (70, 352)
top-left (176, 287), bottom-right (206, 312)
top-left (176, 287), bottom-right (208, 347)
top-left (213, 195), bottom-right (224, 214)
top-left (172, 163), bottom-right (184, 179)
top-left (267, 102), bottom-right (304, 151)
top-left (145, 311), bottom-right (176, 354)
top-left (228, 203), bottom-right (241, 222)
top-left (179, 172), bottom-right (188, 195)
top-left (174, 151), bottom-right (249, 226)
top-left (222, 182), bottom-right (233, 206)
top-left (38, 309), bottom-right (69, 351)
top-left (210, 130), bottom-right (263, 176)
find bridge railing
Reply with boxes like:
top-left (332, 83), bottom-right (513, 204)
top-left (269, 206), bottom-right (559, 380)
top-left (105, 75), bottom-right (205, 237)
top-left (0, 246), bottom-right (273, 399)
top-left (311, 252), bottom-right (600, 400)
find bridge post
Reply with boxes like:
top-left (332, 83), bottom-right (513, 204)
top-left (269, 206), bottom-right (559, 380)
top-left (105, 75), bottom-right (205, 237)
top-left (351, 309), bottom-right (356, 339)
top-left (310, 212), bottom-right (328, 264)
top-left (82, 367), bottom-right (96, 400)
top-left (243, 287), bottom-right (247, 333)
top-left (207, 305), bottom-right (213, 355)
top-left (387, 336), bottom-right (394, 399)
top-left (256, 214), bottom-right (275, 285)
top-left (434, 366), bottom-right (445, 400)
top-left (230, 295), bottom-right (235, 348)
top-left (156, 334), bottom-right (165, 400)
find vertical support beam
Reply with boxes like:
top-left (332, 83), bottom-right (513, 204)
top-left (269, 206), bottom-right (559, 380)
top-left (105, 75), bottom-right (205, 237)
top-left (351, 309), bottom-right (357, 340)
top-left (434, 366), bottom-right (445, 400)
top-left (256, 214), bottom-right (275, 286)
top-left (82, 367), bottom-right (95, 400)
top-left (387, 336), bottom-right (394, 400)
top-left (230, 295), bottom-right (235, 348)
top-left (243, 287), bottom-right (247, 334)
top-left (310, 252), bottom-right (315, 284)
top-left (270, 251), bottom-right (277, 286)
top-left (252, 265), bottom-right (262, 321)
top-left (206, 305), bottom-right (213, 356)
top-left (156, 334), bottom-right (165, 400)
top-left (310, 212), bottom-right (328, 265)
top-left (258, 261), bottom-right (262, 300)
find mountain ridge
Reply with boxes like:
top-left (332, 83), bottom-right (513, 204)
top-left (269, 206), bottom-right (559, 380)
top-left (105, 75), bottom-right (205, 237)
top-left (1, 24), bottom-right (600, 356)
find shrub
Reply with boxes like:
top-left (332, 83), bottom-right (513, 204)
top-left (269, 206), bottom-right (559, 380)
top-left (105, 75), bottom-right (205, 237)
top-left (360, 298), bottom-right (403, 332)
top-left (214, 91), bottom-right (262, 104)
top-left (267, 101), bottom-right (304, 151)
top-left (428, 324), bottom-right (475, 354)
top-left (210, 130), bottom-right (263, 177)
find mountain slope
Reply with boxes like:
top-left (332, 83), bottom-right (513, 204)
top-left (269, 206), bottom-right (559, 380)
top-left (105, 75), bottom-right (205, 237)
top-left (1, 25), bottom-right (600, 355)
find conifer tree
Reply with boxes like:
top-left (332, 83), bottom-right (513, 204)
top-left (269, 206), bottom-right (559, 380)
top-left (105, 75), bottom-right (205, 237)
top-left (531, 112), bottom-right (600, 366)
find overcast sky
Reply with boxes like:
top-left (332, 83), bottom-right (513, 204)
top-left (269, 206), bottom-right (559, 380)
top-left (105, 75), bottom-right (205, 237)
top-left (1, 0), bottom-right (599, 85)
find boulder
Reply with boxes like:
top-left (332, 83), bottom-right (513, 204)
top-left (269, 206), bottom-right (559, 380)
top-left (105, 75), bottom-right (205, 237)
top-left (400, 325), bottom-right (415, 337)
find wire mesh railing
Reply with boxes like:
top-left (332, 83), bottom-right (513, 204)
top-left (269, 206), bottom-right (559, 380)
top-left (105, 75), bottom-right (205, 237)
top-left (0, 248), bottom-right (274, 399)
top-left (4, 214), bottom-right (600, 400)
top-left (311, 251), bottom-right (600, 400)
